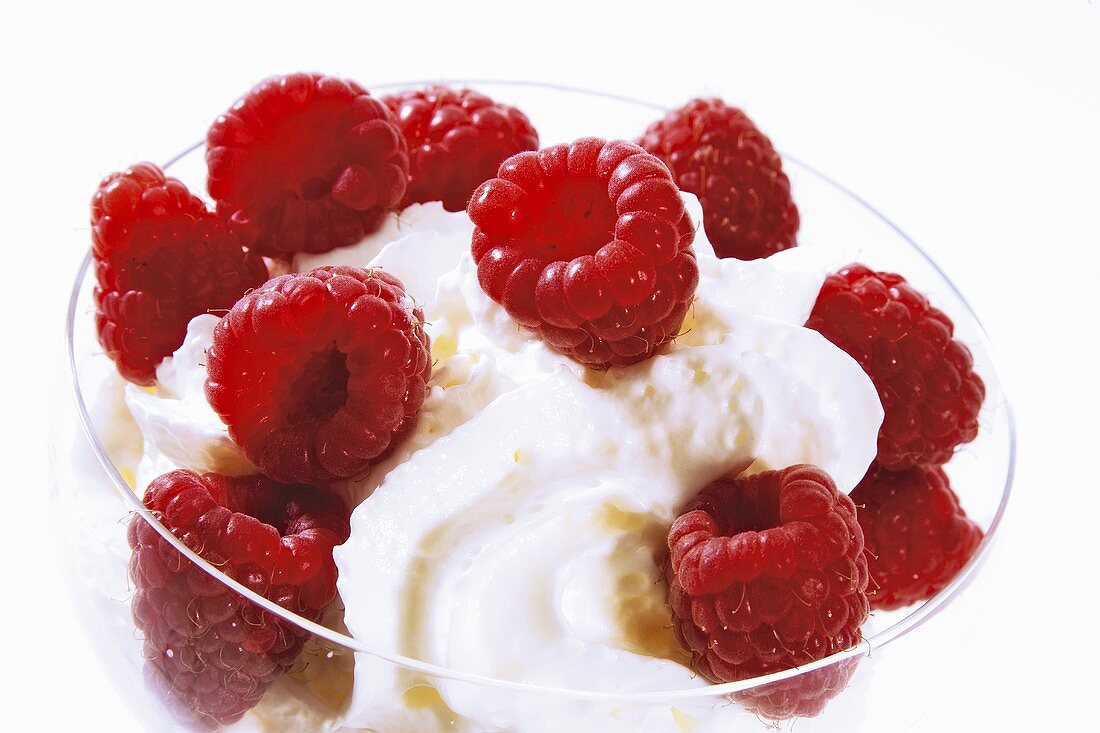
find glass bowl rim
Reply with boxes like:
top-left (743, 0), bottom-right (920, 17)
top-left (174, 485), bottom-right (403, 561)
top-left (64, 79), bottom-right (1017, 703)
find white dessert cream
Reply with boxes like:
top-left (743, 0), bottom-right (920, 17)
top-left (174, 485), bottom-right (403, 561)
top-left (112, 194), bottom-right (882, 732)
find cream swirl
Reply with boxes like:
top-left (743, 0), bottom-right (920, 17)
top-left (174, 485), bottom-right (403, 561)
top-left (121, 196), bottom-right (881, 732)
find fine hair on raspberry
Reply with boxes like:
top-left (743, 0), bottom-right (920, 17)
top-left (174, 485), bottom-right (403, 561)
top-left (205, 266), bottom-right (431, 484)
top-left (639, 97), bottom-right (799, 261)
top-left (468, 137), bottom-right (699, 369)
top-left (91, 162), bottom-right (268, 385)
top-left (665, 464), bottom-right (869, 718)
top-left (383, 84), bottom-right (539, 211)
top-left (207, 72), bottom-right (410, 256)
top-left (128, 469), bottom-right (350, 729)
top-left (852, 462), bottom-right (984, 610)
top-left (806, 263), bottom-right (985, 470)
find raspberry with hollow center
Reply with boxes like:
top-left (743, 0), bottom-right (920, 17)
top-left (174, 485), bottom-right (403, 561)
top-left (639, 97), bottom-right (799, 261)
top-left (207, 72), bottom-right (409, 257)
top-left (205, 266), bottom-right (431, 484)
top-left (852, 462), bottom-right (984, 610)
top-left (128, 469), bottom-right (350, 730)
top-left (805, 264), bottom-right (985, 470)
top-left (665, 465), bottom-right (869, 719)
top-left (467, 137), bottom-right (698, 369)
top-left (382, 84), bottom-right (539, 212)
top-left (91, 162), bottom-right (268, 385)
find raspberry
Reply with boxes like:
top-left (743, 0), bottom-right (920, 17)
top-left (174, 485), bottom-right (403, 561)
top-left (382, 84), bottom-right (539, 212)
top-left (639, 98), bottom-right (799, 261)
top-left (852, 463), bottom-right (983, 610)
top-left (91, 162), bottom-right (268, 385)
top-left (665, 465), bottom-right (869, 719)
top-left (207, 73), bottom-right (409, 257)
top-left (205, 266), bottom-right (431, 484)
top-left (128, 469), bottom-right (350, 730)
top-left (735, 656), bottom-right (862, 720)
top-left (467, 137), bottom-right (698, 369)
top-left (805, 264), bottom-right (985, 470)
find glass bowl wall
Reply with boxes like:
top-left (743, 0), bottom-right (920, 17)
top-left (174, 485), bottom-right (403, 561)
top-left (54, 81), bottom-right (1014, 732)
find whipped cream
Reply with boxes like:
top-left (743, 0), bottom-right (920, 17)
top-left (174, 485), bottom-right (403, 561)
top-left (119, 196), bottom-right (882, 732)
top-left (125, 314), bottom-right (257, 490)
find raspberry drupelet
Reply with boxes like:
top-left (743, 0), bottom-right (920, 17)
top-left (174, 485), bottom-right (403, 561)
top-left (468, 137), bottom-right (699, 369)
top-left (806, 264), bottom-right (985, 470)
top-left (207, 72), bottom-right (409, 257)
top-left (639, 98), bottom-right (799, 261)
top-left (91, 162), bottom-right (268, 385)
top-left (852, 462), bottom-right (984, 610)
top-left (204, 266), bottom-right (431, 484)
top-left (665, 465), bottom-right (869, 719)
top-left (382, 84), bottom-right (539, 212)
top-left (128, 470), bottom-right (350, 730)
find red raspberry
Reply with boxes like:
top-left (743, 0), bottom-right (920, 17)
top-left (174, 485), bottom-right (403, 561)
top-left (205, 266), bottom-right (431, 484)
top-left (91, 162), bottom-right (268, 385)
top-left (852, 463), bottom-right (984, 610)
top-left (207, 72), bottom-right (409, 257)
top-left (128, 469), bottom-right (350, 730)
top-left (382, 84), bottom-right (539, 212)
top-left (735, 656), bottom-right (862, 720)
top-left (467, 138), bottom-right (698, 369)
top-left (666, 465), bottom-right (869, 719)
top-left (805, 264), bottom-right (986, 470)
top-left (639, 98), bottom-right (799, 261)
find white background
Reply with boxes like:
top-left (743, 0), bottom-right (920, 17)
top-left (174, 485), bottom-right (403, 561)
top-left (1, 0), bottom-right (1097, 730)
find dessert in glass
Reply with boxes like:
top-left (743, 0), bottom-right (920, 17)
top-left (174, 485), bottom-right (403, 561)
top-left (55, 76), bottom-right (1014, 732)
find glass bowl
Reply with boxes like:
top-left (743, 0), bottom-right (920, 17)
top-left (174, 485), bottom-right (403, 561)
top-left (54, 81), bottom-right (1015, 732)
